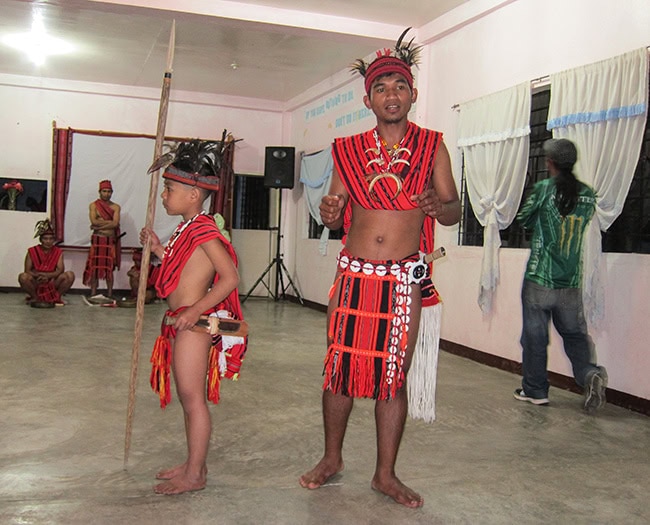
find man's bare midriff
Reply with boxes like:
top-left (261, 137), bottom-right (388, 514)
top-left (344, 205), bottom-right (425, 261)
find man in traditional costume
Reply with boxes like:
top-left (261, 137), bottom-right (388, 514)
top-left (299, 29), bottom-right (461, 507)
top-left (18, 219), bottom-right (75, 306)
top-left (141, 138), bottom-right (247, 495)
top-left (83, 179), bottom-right (121, 299)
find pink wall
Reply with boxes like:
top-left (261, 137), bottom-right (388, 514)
top-left (0, 77), bottom-right (284, 290)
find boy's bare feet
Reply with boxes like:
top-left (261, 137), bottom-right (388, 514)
top-left (299, 459), bottom-right (344, 489)
top-left (371, 474), bottom-right (423, 508)
top-left (153, 475), bottom-right (206, 495)
top-left (155, 463), bottom-right (187, 480)
top-left (153, 464), bottom-right (207, 495)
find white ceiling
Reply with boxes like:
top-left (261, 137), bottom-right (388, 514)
top-left (0, 0), bottom-right (469, 102)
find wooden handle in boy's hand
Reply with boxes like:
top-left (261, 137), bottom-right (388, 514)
top-left (164, 315), bottom-right (249, 337)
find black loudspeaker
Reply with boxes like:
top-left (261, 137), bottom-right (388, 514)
top-left (264, 146), bottom-right (295, 189)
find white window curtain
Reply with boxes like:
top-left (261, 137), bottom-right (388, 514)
top-left (299, 146), bottom-right (333, 255)
top-left (548, 48), bottom-right (649, 325)
top-left (458, 83), bottom-right (531, 314)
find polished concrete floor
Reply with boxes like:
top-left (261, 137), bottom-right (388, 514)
top-left (1, 292), bottom-right (648, 525)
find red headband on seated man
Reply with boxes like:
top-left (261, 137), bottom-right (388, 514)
top-left (99, 180), bottom-right (113, 191)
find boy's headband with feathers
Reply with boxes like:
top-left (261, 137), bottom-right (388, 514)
top-left (147, 130), bottom-right (240, 192)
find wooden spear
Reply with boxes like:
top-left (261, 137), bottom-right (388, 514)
top-left (124, 20), bottom-right (176, 468)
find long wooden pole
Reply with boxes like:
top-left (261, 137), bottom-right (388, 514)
top-left (124, 20), bottom-right (176, 468)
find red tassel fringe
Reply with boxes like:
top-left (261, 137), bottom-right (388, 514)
top-left (150, 335), bottom-right (172, 408)
top-left (207, 344), bottom-right (221, 404)
top-left (323, 344), bottom-right (397, 400)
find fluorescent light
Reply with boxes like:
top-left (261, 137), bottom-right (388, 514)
top-left (2, 11), bottom-right (74, 66)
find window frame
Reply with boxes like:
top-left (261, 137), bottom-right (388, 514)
top-left (458, 85), bottom-right (650, 254)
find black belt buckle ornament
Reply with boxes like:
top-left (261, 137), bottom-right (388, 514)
top-left (406, 258), bottom-right (429, 284)
top-left (406, 247), bottom-right (446, 284)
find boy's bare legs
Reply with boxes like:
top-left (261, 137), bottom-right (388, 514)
top-left (299, 389), bottom-right (352, 488)
top-left (371, 387), bottom-right (423, 508)
top-left (155, 410), bottom-right (191, 480)
top-left (154, 330), bottom-right (211, 495)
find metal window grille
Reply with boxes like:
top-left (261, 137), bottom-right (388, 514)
top-left (232, 175), bottom-right (269, 230)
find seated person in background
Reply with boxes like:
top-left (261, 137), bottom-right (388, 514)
top-left (18, 219), bottom-right (75, 306)
top-left (127, 248), bottom-right (160, 304)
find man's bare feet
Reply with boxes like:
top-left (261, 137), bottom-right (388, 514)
top-left (155, 463), bottom-right (186, 480)
top-left (299, 459), bottom-right (344, 489)
top-left (153, 475), bottom-right (206, 495)
top-left (371, 475), bottom-right (423, 508)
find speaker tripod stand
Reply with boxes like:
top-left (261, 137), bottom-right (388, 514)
top-left (241, 189), bottom-right (303, 304)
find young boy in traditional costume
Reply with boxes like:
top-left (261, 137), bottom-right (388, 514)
top-left (83, 179), bottom-right (121, 299)
top-left (299, 29), bottom-right (461, 507)
top-left (18, 219), bottom-right (75, 306)
top-left (140, 139), bottom-right (247, 495)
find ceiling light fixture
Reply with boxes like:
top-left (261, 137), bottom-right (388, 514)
top-left (2, 10), bottom-right (74, 66)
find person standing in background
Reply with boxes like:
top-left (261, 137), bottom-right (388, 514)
top-left (514, 138), bottom-right (607, 412)
top-left (83, 179), bottom-right (121, 301)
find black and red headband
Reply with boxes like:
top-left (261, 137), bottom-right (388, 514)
top-left (351, 28), bottom-right (422, 95)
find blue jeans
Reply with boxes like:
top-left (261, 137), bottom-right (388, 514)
top-left (520, 280), bottom-right (597, 399)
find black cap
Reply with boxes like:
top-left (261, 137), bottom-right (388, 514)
top-left (543, 138), bottom-right (577, 166)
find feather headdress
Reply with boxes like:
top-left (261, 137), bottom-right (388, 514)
top-left (34, 219), bottom-right (55, 238)
top-left (148, 130), bottom-right (240, 192)
top-left (350, 28), bottom-right (423, 94)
